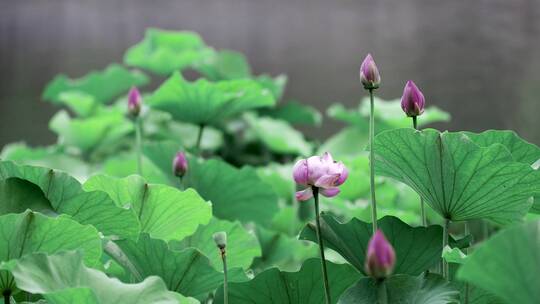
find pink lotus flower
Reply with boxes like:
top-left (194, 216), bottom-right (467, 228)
top-left (360, 54), bottom-right (381, 89)
top-left (292, 152), bottom-right (348, 201)
top-left (365, 230), bottom-right (396, 279)
top-left (128, 87), bottom-right (142, 117)
top-left (401, 80), bottom-right (425, 117)
top-left (172, 152), bottom-right (188, 177)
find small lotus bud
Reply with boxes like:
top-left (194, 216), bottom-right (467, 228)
top-left (360, 54), bottom-right (381, 90)
top-left (213, 231), bottom-right (227, 249)
top-left (172, 152), bottom-right (188, 177)
top-left (365, 230), bottom-right (396, 279)
top-left (128, 87), bottom-right (142, 117)
top-left (292, 152), bottom-right (348, 201)
top-left (400, 80), bottom-right (425, 117)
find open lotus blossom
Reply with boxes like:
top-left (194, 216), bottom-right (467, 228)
top-left (292, 152), bottom-right (348, 201)
top-left (365, 230), bottom-right (396, 279)
top-left (128, 86), bottom-right (142, 117)
top-left (401, 80), bottom-right (425, 117)
top-left (172, 152), bottom-right (188, 177)
top-left (360, 53), bottom-right (381, 90)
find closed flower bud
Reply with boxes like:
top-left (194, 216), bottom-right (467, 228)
top-left (400, 80), bottom-right (425, 117)
top-left (292, 152), bottom-right (348, 201)
top-left (213, 231), bottom-right (227, 249)
top-left (365, 230), bottom-right (396, 279)
top-left (128, 87), bottom-right (142, 117)
top-left (172, 152), bottom-right (188, 177)
top-left (360, 54), bottom-right (381, 90)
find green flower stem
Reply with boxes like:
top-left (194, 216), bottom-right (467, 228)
top-left (220, 249), bottom-right (229, 304)
top-left (135, 116), bottom-right (143, 176)
top-left (177, 176), bottom-right (185, 191)
top-left (368, 88), bottom-right (378, 233)
top-left (412, 116), bottom-right (427, 227)
top-left (3, 290), bottom-right (10, 304)
top-left (377, 280), bottom-right (388, 304)
top-left (313, 187), bottom-right (331, 304)
top-left (195, 124), bottom-right (205, 156)
top-left (442, 218), bottom-right (450, 279)
top-left (464, 221), bottom-right (470, 304)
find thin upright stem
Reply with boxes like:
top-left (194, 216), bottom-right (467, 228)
top-left (135, 117), bottom-right (143, 176)
top-left (3, 290), bottom-right (10, 304)
top-left (368, 89), bottom-right (378, 233)
top-left (464, 221), bottom-right (471, 304)
top-left (195, 124), bottom-right (205, 155)
top-left (177, 176), bottom-right (184, 191)
top-left (221, 251), bottom-right (228, 304)
top-left (442, 218), bottom-right (450, 279)
top-left (313, 187), bottom-right (331, 304)
top-left (412, 116), bottom-right (427, 227)
top-left (376, 280), bottom-right (388, 304)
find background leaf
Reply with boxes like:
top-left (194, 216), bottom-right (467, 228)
top-left (184, 158), bottom-right (279, 226)
top-left (170, 217), bottom-right (261, 270)
top-left (43, 64), bottom-right (148, 104)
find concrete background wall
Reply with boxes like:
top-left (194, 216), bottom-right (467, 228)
top-left (2, 0), bottom-right (540, 145)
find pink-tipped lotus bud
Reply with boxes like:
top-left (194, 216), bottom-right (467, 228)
top-left (360, 54), bottom-right (381, 90)
top-left (128, 87), bottom-right (142, 117)
top-left (172, 152), bottom-right (188, 177)
top-left (365, 230), bottom-right (396, 279)
top-left (292, 152), bottom-right (348, 201)
top-left (400, 80), bottom-right (425, 117)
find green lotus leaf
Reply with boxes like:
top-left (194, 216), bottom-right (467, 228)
top-left (0, 161), bottom-right (140, 240)
top-left (184, 158), bottom-right (279, 226)
top-left (338, 273), bottom-right (459, 304)
top-left (373, 129), bottom-right (539, 223)
top-left (84, 174), bottom-right (211, 242)
top-left (43, 64), bottom-right (148, 104)
top-left (3, 251), bottom-right (185, 304)
top-left (49, 110), bottom-right (133, 153)
top-left (244, 113), bottom-right (312, 156)
top-left (214, 258), bottom-right (360, 304)
top-left (171, 217), bottom-right (261, 270)
top-left (0, 211), bottom-right (102, 293)
top-left (299, 215), bottom-right (443, 275)
top-left (260, 100), bottom-right (322, 126)
top-left (110, 233), bottom-right (247, 300)
top-left (124, 28), bottom-right (214, 75)
top-left (457, 220), bottom-right (540, 304)
top-left (147, 72), bottom-right (275, 125)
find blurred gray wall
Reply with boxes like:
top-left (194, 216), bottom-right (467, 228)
top-left (2, 0), bottom-right (540, 146)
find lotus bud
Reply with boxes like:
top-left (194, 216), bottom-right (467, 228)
top-left (213, 231), bottom-right (227, 250)
top-left (400, 80), bottom-right (425, 117)
top-left (128, 87), bottom-right (142, 117)
top-left (172, 152), bottom-right (188, 177)
top-left (292, 152), bottom-right (348, 201)
top-left (360, 54), bottom-right (381, 90)
top-left (365, 230), bottom-right (396, 279)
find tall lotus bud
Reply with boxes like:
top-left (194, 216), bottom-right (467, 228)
top-left (213, 231), bottom-right (227, 250)
top-left (360, 54), bottom-right (381, 90)
top-left (365, 230), bottom-right (396, 279)
top-left (128, 87), bottom-right (142, 117)
top-left (172, 152), bottom-right (188, 177)
top-left (292, 152), bottom-right (348, 201)
top-left (400, 80), bottom-right (425, 117)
